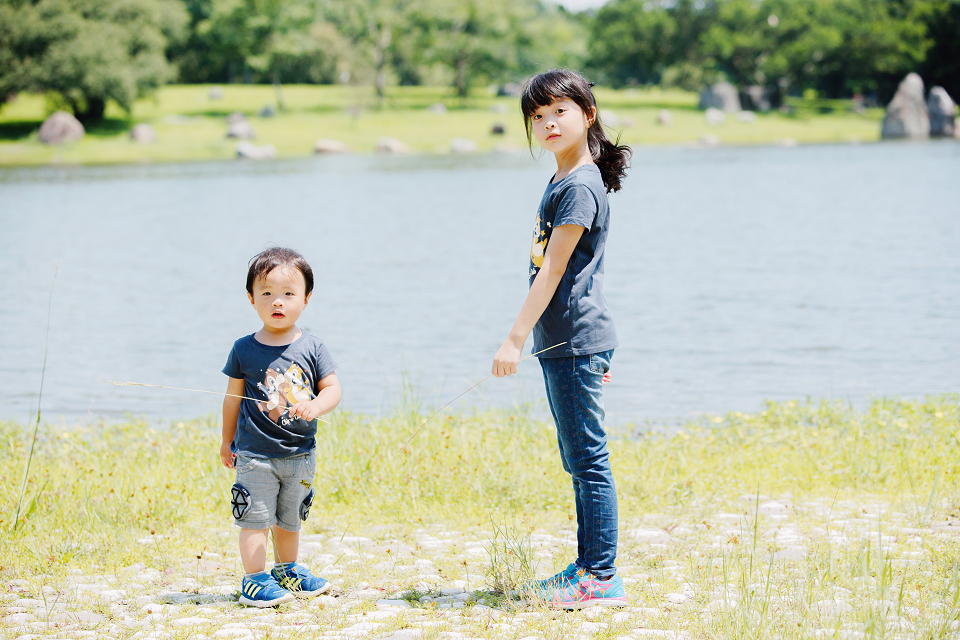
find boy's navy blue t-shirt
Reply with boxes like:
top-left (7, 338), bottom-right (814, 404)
top-left (223, 331), bottom-right (337, 459)
top-left (529, 163), bottom-right (618, 358)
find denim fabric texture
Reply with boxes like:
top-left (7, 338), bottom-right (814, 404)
top-left (234, 451), bottom-right (316, 531)
top-left (539, 349), bottom-right (618, 579)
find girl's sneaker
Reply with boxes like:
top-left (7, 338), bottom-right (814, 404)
top-left (544, 569), bottom-right (627, 609)
top-left (528, 562), bottom-right (579, 591)
top-left (270, 562), bottom-right (331, 597)
top-left (239, 573), bottom-right (294, 608)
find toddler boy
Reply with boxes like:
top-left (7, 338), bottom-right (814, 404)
top-left (220, 247), bottom-right (341, 607)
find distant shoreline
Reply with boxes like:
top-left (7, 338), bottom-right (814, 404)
top-left (0, 84), bottom-right (887, 168)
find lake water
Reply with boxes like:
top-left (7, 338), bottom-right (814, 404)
top-left (1, 141), bottom-right (958, 427)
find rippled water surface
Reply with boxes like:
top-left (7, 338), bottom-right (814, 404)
top-left (2, 141), bottom-right (958, 425)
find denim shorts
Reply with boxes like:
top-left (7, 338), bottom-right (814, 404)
top-left (231, 451), bottom-right (316, 532)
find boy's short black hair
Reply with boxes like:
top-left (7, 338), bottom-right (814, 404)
top-left (246, 247), bottom-right (314, 296)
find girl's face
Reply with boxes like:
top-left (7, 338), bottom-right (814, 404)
top-left (530, 98), bottom-right (596, 155)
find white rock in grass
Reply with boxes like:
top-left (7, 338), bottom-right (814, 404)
top-left (235, 142), bottom-right (276, 160)
top-left (342, 621), bottom-right (383, 635)
top-left (314, 138), bottom-right (350, 154)
top-left (38, 110), bottom-right (84, 144)
top-left (214, 630), bottom-right (253, 638)
top-left (657, 109), bottom-right (673, 126)
top-left (663, 593), bottom-right (689, 604)
top-left (450, 137), bottom-right (477, 153)
top-left (816, 598), bottom-right (853, 616)
top-left (377, 599), bottom-right (411, 608)
top-left (172, 616), bottom-right (211, 627)
top-left (704, 107), bottom-right (726, 125)
top-left (380, 631), bottom-right (423, 640)
top-left (375, 137), bottom-right (410, 154)
top-left (130, 123), bottom-right (157, 144)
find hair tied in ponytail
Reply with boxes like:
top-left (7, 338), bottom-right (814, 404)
top-left (520, 69), bottom-right (632, 193)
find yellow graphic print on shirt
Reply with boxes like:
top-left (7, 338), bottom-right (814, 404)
top-left (530, 210), bottom-right (551, 275)
top-left (256, 363), bottom-right (313, 426)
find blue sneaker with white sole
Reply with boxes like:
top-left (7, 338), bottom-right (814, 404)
top-left (271, 562), bottom-right (331, 598)
top-left (239, 572), bottom-right (294, 608)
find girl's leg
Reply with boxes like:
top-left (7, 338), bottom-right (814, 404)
top-left (540, 350), bottom-right (618, 579)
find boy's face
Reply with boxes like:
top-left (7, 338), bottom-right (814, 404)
top-left (247, 266), bottom-right (311, 332)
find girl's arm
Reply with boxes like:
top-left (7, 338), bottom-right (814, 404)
top-left (290, 372), bottom-right (341, 421)
top-left (492, 223), bottom-right (584, 377)
top-left (221, 377), bottom-right (244, 468)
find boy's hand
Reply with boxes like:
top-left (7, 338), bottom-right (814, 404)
top-left (289, 399), bottom-right (322, 422)
top-left (602, 371), bottom-right (612, 385)
top-left (220, 442), bottom-right (235, 468)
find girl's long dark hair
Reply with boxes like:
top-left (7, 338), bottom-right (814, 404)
top-left (520, 69), bottom-right (632, 193)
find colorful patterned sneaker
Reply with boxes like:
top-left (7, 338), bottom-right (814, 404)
top-left (544, 569), bottom-right (627, 609)
top-left (528, 562), bottom-right (580, 591)
top-left (239, 572), bottom-right (294, 608)
top-left (271, 562), bottom-right (331, 598)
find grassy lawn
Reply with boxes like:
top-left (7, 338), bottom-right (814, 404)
top-left (2, 396), bottom-right (959, 638)
top-left (0, 84), bottom-right (886, 167)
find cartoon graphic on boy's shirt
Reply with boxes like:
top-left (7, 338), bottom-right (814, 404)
top-left (256, 364), bottom-right (313, 426)
top-left (530, 211), bottom-right (551, 276)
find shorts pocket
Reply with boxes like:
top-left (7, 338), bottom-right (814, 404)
top-left (235, 455), bottom-right (257, 474)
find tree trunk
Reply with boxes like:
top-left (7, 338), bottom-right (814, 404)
top-left (369, 21), bottom-right (391, 107)
top-left (455, 58), bottom-right (469, 100)
top-left (272, 70), bottom-right (286, 112)
top-left (76, 96), bottom-right (106, 123)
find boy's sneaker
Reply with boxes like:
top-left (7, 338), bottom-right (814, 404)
top-left (239, 572), bottom-right (294, 608)
top-left (541, 569), bottom-right (627, 609)
top-left (271, 562), bottom-right (331, 598)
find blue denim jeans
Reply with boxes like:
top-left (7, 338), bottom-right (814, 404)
top-left (539, 349), bottom-right (618, 579)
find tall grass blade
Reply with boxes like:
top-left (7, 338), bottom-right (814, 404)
top-left (13, 263), bottom-right (58, 530)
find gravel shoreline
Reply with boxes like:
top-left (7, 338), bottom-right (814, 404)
top-left (5, 496), bottom-right (960, 640)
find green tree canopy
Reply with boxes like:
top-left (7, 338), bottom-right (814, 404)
top-left (0, 0), bottom-right (187, 121)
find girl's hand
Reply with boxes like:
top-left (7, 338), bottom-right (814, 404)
top-left (602, 371), bottom-right (612, 385)
top-left (289, 399), bottom-right (322, 421)
top-left (492, 339), bottom-right (523, 377)
top-left (220, 442), bottom-right (235, 469)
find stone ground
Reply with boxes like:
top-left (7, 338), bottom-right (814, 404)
top-left (4, 497), bottom-right (960, 640)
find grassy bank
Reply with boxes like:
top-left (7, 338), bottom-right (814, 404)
top-left (2, 396), bottom-right (959, 638)
top-left (0, 85), bottom-right (886, 167)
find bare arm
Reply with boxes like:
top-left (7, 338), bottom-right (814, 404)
top-left (492, 224), bottom-right (584, 377)
top-left (289, 372), bottom-right (341, 422)
top-left (221, 377), bottom-right (244, 468)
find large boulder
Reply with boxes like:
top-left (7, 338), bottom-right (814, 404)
top-left (881, 73), bottom-right (929, 139)
top-left (927, 86), bottom-right (956, 138)
top-left (129, 123), bottom-right (157, 144)
top-left (38, 111), bottom-right (84, 144)
top-left (699, 82), bottom-right (741, 112)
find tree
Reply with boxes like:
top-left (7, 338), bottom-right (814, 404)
top-left (410, 0), bottom-right (532, 99)
top-left (587, 0), bottom-right (679, 86)
top-left (0, 0), bottom-right (187, 121)
top-left (197, 0), bottom-right (345, 106)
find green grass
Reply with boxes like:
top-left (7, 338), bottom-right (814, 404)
top-left (3, 395), bottom-right (959, 638)
top-left (0, 84), bottom-right (886, 167)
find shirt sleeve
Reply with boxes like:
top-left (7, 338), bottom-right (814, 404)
top-left (222, 342), bottom-right (243, 379)
top-left (312, 339), bottom-right (338, 384)
top-left (553, 183), bottom-right (598, 230)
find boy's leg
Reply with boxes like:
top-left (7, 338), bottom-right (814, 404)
top-left (239, 528), bottom-right (270, 574)
top-left (271, 525), bottom-right (299, 565)
top-left (270, 453), bottom-right (330, 597)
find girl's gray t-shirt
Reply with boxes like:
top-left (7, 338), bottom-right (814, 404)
top-left (223, 331), bottom-right (337, 458)
top-left (529, 163), bottom-right (618, 358)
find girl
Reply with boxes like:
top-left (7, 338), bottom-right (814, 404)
top-left (492, 69), bottom-right (631, 609)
